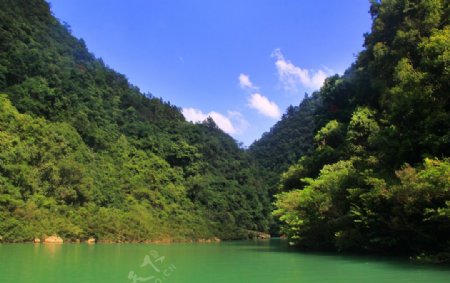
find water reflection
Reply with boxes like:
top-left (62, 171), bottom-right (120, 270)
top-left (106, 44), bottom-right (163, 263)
top-left (42, 242), bottom-right (63, 259)
top-left (1, 241), bottom-right (449, 283)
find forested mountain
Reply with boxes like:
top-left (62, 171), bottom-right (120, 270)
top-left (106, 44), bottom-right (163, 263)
top-left (0, 0), bottom-right (271, 242)
top-left (0, 0), bottom-right (448, 261)
top-left (249, 94), bottom-right (319, 190)
top-left (266, 0), bottom-right (449, 260)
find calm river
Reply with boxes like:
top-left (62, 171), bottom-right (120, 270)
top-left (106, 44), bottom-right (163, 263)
top-left (0, 239), bottom-right (449, 282)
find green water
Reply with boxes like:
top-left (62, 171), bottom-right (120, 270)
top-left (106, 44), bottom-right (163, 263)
top-left (0, 239), bottom-right (449, 283)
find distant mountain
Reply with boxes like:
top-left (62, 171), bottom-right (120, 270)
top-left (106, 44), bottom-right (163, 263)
top-left (248, 94), bottom-right (319, 190)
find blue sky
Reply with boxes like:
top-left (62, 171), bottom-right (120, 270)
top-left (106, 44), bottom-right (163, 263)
top-left (48, 0), bottom-right (372, 145)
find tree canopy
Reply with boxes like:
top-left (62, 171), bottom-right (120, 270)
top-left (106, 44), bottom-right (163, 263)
top-left (268, 0), bottom-right (449, 260)
top-left (0, 0), bottom-right (448, 261)
top-left (0, 0), bottom-right (271, 242)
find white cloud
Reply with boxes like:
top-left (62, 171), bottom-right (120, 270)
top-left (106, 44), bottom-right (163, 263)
top-left (226, 111), bottom-right (250, 134)
top-left (248, 93), bottom-right (281, 119)
top-left (238, 73), bottom-right (280, 119)
top-left (239, 73), bottom-right (258, 90)
top-left (182, 108), bottom-right (248, 135)
top-left (272, 48), bottom-right (329, 91)
top-left (182, 107), bottom-right (208, 122)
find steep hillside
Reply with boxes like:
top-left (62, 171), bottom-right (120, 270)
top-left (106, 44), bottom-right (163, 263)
top-left (271, 0), bottom-right (449, 259)
top-left (0, 0), bottom-right (270, 242)
top-left (249, 94), bottom-right (319, 189)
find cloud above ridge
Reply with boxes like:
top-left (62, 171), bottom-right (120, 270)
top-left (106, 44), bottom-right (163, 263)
top-left (248, 93), bottom-right (281, 119)
top-left (182, 107), bottom-right (249, 135)
top-left (272, 48), bottom-right (329, 91)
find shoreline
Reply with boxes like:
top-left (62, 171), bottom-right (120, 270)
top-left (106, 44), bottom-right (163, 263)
top-left (0, 230), bottom-right (272, 244)
top-left (0, 238), bottom-right (278, 245)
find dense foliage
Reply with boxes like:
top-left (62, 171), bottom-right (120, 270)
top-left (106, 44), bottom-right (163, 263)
top-left (271, 0), bottom-right (449, 259)
top-left (0, 0), bottom-right (448, 261)
top-left (249, 95), bottom-right (319, 190)
top-left (0, 0), bottom-right (270, 242)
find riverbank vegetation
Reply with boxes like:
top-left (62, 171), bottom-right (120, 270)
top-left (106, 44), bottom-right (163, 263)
top-left (0, 0), bottom-right (270, 242)
top-left (262, 0), bottom-right (449, 259)
top-left (0, 0), bottom-right (448, 261)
